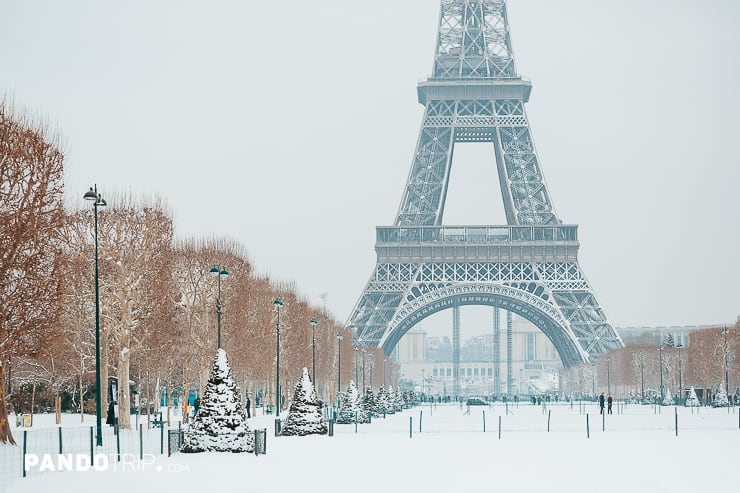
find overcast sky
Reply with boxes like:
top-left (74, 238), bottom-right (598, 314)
top-left (2, 0), bottom-right (739, 333)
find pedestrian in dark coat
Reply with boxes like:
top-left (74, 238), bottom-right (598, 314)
top-left (106, 401), bottom-right (117, 426)
top-left (607, 394), bottom-right (613, 414)
top-left (246, 397), bottom-right (251, 418)
top-left (599, 392), bottom-right (605, 415)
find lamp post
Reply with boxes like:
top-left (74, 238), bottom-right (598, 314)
top-left (361, 346), bottom-right (366, 392)
top-left (209, 266), bottom-right (229, 349)
top-left (591, 362), bottom-right (595, 397)
top-left (658, 345), bottom-right (664, 402)
top-left (352, 344), bottom-right (360, 387)
top-left (722, 326), bottom-right (730, 395)
top-left (520, 368), bottom-right (524, 396)
top-left (422, 369), bottom-right (425, 397)
top-left (336, 332), bottom-right (343, 395)
top-left (640, 356), bottom-right (645, 402)
top-left (274, 298), bottom-right (283, 413)
top-left (83, 185), bottom-right (106, 447)
top-left (676, 343), bottom-right (684, 404)
top-left (310, 318), bottom-right (318, 390)
top-left (607, 358), bottom-right (611, 395)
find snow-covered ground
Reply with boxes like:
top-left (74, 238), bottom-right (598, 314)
top-left (2, 402), bottom-right (738, 493)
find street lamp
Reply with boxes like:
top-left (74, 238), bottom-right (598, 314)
top-left (352, 344), bottom-right (360, 387)
top-left (422, 369), bottom-right (425, 397)
top-left (722, 326), bottom-right (730, 396)
top-left (209, 266), bottom-right (229, 349)
top-left (640, 356), bottom-right (645, 402)
top-left (658, 344), bottom-right (664, 402)
top-left (274, 298), bottom-right (283, 412)
top-left (83, 185), bottom-right (106, 447)
top-left (607, 358), bottom-right (611, 395)
top-left (677, 343), bottom-right (684, 405)
top-left (336, 332), bottom-right (343, 395)
top-left (361, 346), bottom-right (366, 392)
top-left (309, 318), bottom-right (318, 390)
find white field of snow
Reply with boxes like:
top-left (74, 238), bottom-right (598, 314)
top-left (2, 401), bottom-right (738, 493)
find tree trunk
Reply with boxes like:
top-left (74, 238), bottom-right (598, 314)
top-left (30, 381), bottom-right (36, 427)
top-left (79, 373), bottom-right (84, 423)
top-left (117, 352), bottom-right (131, 430)
top-left (0, 362), bottom-right (16, 445)
top-left (55, 394), bottom-right (61, 424)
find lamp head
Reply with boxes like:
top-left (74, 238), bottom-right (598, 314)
top-left (310, 317), bottom-right (318, 327)
top-left (83, 188), bottom-right (97, 201)
top-left (210, 266), bottom-right (219, 276)
top-left (274, 298), bottom-right (283, 307)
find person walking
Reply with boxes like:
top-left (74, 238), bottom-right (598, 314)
top-left (246, 396), bottom-right (251, 418)
top-left (599, 392), bottom-right (605, 415)
top-left (607, 393), bottom-right (613, 414)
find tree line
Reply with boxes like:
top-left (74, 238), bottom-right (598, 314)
top-left (0, 100), bottom-right (394, 445)
top-left (560, 325), bottom-right (740, 403)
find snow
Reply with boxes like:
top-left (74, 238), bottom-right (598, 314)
top-left (2, 401), bottom-right (739, 493)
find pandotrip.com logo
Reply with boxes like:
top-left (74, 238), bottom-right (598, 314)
top-left (24, 453), bottom-right (190, 473)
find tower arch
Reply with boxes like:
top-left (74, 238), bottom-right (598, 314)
top-left (380, 283), bottom-right (588, 368)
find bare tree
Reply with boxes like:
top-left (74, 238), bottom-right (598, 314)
top-left (0, 100), bottom-right (65, 444)
top-left (94, 195), bottom-right (174, 429)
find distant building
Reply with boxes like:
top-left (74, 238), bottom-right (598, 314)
top-left (397, 314), bottom-right (561, 397)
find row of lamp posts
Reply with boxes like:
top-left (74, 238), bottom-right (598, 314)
top-left (83, 186), bottom-right (333, 444)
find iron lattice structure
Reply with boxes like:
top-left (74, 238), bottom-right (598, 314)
top-left (348, 0), bottom-right (623, 367)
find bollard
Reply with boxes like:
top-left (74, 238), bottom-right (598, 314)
top-left (547, 410), bottom-right (551, 432)
top-left (139, 424), bottom-right (143, 460)
top-left (22, 430), bottom-right (28, 477)
top-left (602, 410), bottom-right (605, 432)
top-left (409, 416), bottom-right (413, 438)
top-left (160, 419), bottom-right (165, 454)
top-left (498, 415), bottom-right (501, 439)
top-left (586, 413), bottom-right (590, 438)
top-left (58, 427), bottom-right (63, 454)
top-left (483, 411), bottom-right (486, 432)
top-left (114, 423), bottom-right (121, 461)
top-left (419, 410), bottom-right (423, 433)
top-left (675, 407), bottom-right (678, 436)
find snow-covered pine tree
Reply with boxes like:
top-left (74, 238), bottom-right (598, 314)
top-left (361, 387), bottom-right (378, 419)
top-left (685, 386), bottom-right (701, 407)
top-left (390, 386), bottom-right (404, 411)
top-left (662, 387), bottom-right (674, 406)
top-left (181, 349), bottom-right (253, 453)
top-left (336, 380), bottom-right (359, 424)
top-left (376, 385), bottom-right (394, 415)
top-left (280, 367), bottom-right (328, 436)
top-left (713, 384), bottom-right (729, 407)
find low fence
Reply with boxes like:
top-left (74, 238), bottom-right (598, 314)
top-left (0, 419), bottom-right (181, 492)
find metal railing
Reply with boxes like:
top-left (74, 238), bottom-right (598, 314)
top-left (376, 225), bottom-right (578, 245)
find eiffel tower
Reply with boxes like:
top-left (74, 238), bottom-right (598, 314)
top-left (347, 0), bottom-right (623, 368)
